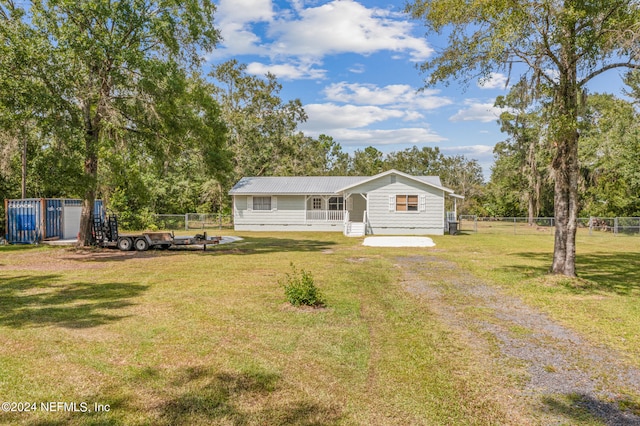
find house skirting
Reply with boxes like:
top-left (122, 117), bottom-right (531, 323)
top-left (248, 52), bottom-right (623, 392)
top-left (233, 223), bottom-right (344, 232)
top-left (234, 223), bottom-right (445, 235)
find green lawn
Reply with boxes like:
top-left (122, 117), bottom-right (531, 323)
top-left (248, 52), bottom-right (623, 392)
top-left (0, 231), bottom-right (638, 425)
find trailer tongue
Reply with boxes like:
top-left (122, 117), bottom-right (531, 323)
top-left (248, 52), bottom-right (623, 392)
top-left (93, 215), bottom-right (221, 251)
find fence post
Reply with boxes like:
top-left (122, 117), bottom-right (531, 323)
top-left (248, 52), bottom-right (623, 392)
top-left (614, 217), bottom-right (619, 236)
top-left (514, 217), bottom-right (517, 235)
top-left (185, 213), bottom-right (188, 231)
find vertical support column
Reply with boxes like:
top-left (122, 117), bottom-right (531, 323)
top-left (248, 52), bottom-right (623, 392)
top-left (40, 198), bottom-right (46, 243)
top-left (3, 198), bottom-right (8, 241)
top-left (304, 195), bottom-right (309, 224)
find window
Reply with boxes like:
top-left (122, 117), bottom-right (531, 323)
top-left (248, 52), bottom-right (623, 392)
top-left (396, 195), bottom-right (418, 212)
top-left (328, 196), bottom-right (344, 211)
top-left (253, 196), bottom-right (272, 211)
top-left (312, 197), bottom-right (322, 210)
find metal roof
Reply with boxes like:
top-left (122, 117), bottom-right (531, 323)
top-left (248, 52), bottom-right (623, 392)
top-left (229, 172), bottom-right (447, 195)
top-left (229, 176), bottom-right (366, 195)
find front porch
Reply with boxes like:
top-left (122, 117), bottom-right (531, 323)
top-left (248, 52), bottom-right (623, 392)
top-left (305, 210), bottom-right (344, 222)
top-left (304, 194), bottom-right (368, 236)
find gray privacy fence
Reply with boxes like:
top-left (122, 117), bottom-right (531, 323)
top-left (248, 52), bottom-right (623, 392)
top-left (459, 216), bottom-right (640, 236)
top-left (152, 213), bottom-right (233, 231)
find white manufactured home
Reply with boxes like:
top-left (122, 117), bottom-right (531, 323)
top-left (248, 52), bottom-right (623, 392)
top-left (229, 169), bottom-right (463, 236)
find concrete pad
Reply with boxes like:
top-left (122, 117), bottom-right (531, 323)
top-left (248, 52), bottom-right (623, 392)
top-left (362, 236), bottom-right (436, 247)
top-left (219, 236), bottom-right (243, 244)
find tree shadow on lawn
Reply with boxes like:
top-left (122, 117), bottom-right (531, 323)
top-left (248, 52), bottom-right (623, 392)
top-left (506, 251), bottom-right (640, 295)
top-left (158, 365), bottom-right (343, 426)
top-left (542, 393), bottom-right (640, 425)
top-left (54, 236), bottom-right (336, 262)
top-left (0, 274), bottom-right (148, 328)
top-left (201, 236), bottom-right (337, 256)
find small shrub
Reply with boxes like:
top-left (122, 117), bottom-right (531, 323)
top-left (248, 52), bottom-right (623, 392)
top-left (280, 263), bottom-right (325, 307)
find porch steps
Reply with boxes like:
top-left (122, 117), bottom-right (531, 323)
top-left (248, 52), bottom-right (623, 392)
top-left (345, 222), bottom-right (366, 237)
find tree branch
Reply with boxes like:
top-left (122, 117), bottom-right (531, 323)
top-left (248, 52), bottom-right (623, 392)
top-left (580, 62), bottom-right (640, 86)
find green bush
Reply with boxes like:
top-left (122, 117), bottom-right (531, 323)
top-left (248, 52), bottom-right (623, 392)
top-left (280, 263), bottom-right (325, 307)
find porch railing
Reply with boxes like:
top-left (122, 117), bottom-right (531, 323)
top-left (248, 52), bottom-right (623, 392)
top-left (306, 210), bottom-right (344, 221)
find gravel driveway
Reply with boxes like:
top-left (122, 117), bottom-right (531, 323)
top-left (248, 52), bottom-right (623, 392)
top-left (396, 255), bottom-right (640, 425)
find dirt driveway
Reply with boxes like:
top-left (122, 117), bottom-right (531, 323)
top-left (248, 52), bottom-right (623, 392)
top-left (396, 255), bottom-right (640, 426)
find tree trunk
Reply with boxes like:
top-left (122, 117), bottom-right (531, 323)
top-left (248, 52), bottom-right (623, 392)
top-left (551, 137), bottom-right (578, 276)
top-left (21, 135), bottom-right (27, 199)
top-left (527, 135), bottom-right (540, 226)
top-left (77, 144), bottom-right (98, 247)
top-left (77, 101), bottom-right (100, 247)
top-left (551, 22), bottom-right (579, 277)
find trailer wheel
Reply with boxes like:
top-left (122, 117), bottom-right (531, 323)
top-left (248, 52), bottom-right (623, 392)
top-left (134, 238), bottom-right (149, 251)
top-left (117, 237), bottom-right (133, 251)
top-left (158, 244), bottom-right (171, 250)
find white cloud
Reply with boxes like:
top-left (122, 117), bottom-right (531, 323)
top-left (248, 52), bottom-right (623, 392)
top-left (449, 100), bottom-right (504, 123)
top-left (213, 0), bottom-right (433, 65)
top-left (246, 61), bottom-right (327, 80)
top-left (267, 1), bottom-right (432, 61)
top-left (301, 103), bottom-right (406, 131)
top-left (304, 127), bottom-right (447, 147)
top-left (323, 82), bottom-right (452, 110)
top-left (299, 83), bottom-right (452, 149)
top-left (477, 72), bottom-right (509, 90)
top-left (299, 100), bottom-right (446, 148)
top-left (215, 0), bottom-right (274, 56)
top-left (348, 63), bottom-right (366, 74)
top-left (441, 145), bottom-right (495, 156)
top-left (217, 0), bottom-right (273, 23)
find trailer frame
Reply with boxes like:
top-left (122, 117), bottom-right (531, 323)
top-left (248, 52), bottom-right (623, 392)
top-left (93, 215), bottom-right (221, 251)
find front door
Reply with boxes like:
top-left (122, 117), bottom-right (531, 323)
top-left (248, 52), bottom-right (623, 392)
top-left (345, 193), bottom-right (366, 222)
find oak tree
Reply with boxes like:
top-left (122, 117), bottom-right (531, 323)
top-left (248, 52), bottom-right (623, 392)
top-left (407, 0), bottom-right (640, 275)
top-left (2, 0), bottom-right (223, 246)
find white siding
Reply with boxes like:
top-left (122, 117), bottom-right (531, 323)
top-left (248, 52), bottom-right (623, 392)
top-left (348, 175), bottom-right (444, 234)
top-left (234, 195), bottom-right (305, 227)
top-left (231, 173), bottom-right (448, 235)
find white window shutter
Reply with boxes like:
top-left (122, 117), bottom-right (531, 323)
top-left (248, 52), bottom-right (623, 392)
top-left (347, 197), bottom-right (353, 211)
top-left (247, 196), bottom-right (253, 211)
top-left (389, 195), bottom-right (395, 212)
top-left (272, 196), bottom-right (277, 211)
top-left (419, 195), bottom-right (427, 212)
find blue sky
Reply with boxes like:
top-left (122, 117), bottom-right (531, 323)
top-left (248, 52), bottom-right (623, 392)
top-left (208, 0), bottom-right (627, 178)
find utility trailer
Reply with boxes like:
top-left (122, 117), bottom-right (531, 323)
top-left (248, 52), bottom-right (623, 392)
top-left (93, 215), bottom-right (221, 251)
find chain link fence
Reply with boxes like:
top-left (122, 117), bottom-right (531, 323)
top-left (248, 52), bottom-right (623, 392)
top-left (458, 216), bottom-right (640, 236)
top-left (152, 213), bottom-right (233, 231)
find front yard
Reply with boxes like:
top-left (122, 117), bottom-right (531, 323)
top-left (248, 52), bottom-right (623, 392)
top-left (0, 231), bottom-right (638, 425)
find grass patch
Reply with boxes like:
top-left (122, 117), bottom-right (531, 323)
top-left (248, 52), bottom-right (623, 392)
top-left (0, 233), bottom-right (520, 425)
top-left (0, 230), bottom-right (638, 424)
top-left (434, 232), bottom-right (640, 363)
